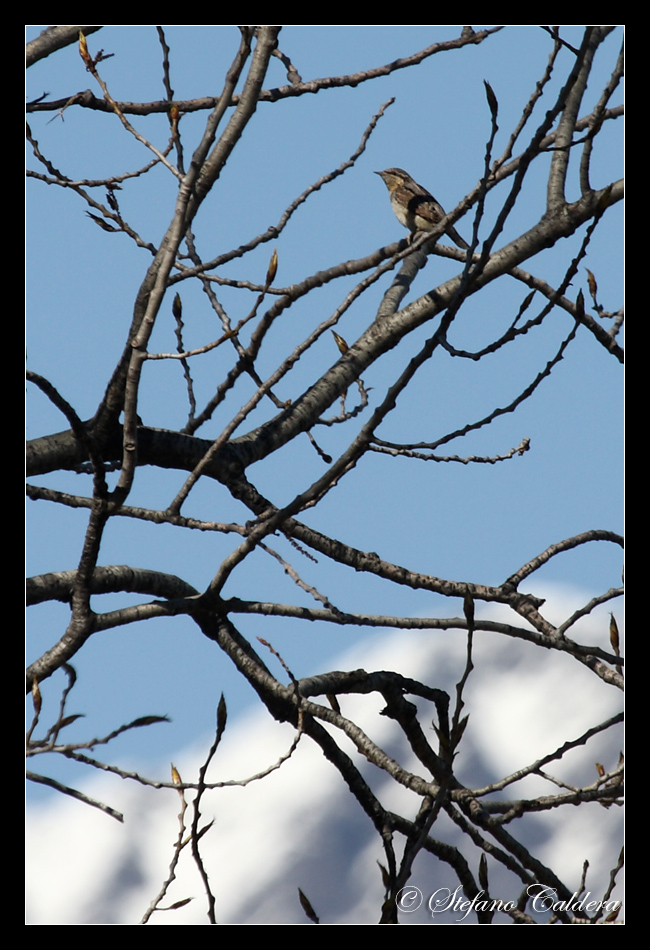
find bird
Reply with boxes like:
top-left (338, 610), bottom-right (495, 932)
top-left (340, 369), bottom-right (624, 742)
top-left (375, 167), bottom-right (469, 250)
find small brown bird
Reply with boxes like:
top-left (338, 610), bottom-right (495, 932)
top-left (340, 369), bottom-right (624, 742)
top-left (375, 167), bottom-right (469, 250)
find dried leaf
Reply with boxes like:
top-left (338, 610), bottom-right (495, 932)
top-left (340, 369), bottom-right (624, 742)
top-left (196, 819), bottom-right (214, 841)
top-left (298, 887), bottom-right (319, 924)
top-left (586, 267), bottom-right (598, 301)
top-left (266, 248), bottom-right (278, 285)
top-left (331, 330), bottom-right (348, 354)
top-left (57, 714), bottom-right (84, 730)
top-left (479, 853), bottom-right (489, 891)
top-left (453, 714), bottom-right (470, 745)
top-left (78, 31), bottom-right (92, 69)
top-left (609, 613), bottom-right (620, 656)
top-left (217, 693), bottom-right (228, 734)
top-left (483, 80), bottom-right (499, 121)
top-left (432, 720), bottom-right (449, 752)
top-left (596, 183), bottom-right (614, 212)
top-left (31, 679), bottom-right (42, 717)
top-left (463, 590), bottom-right (475, 627)
top-left (130, 715), bottom-right (170, 728)
top-left (326, 694), bottom-right (341, 714)
top-left (86, 212), bottom-right (119, 232)
top-left (167, 897), bottom-right (192, 910)
top-left (519, 290), bottom-right (536, 314)
top-left (377, 860), bottom-right (391, 891)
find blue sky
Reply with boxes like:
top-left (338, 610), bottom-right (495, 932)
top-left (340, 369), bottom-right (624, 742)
top-left (26, 23), bottom-right (623, 883)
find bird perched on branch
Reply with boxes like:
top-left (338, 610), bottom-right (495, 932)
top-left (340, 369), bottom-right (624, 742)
top-left (375, 167), bottom-right (469, 250)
